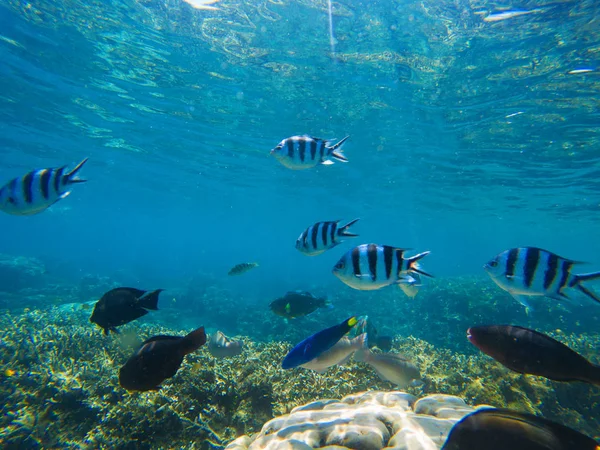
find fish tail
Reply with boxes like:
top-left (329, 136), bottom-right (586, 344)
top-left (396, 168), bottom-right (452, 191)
top-left (354, 332), bottom-right (368, 350)
top-left (353, 348), bottom-right (370, 363)
top-left (64, 158), bottom-right (88, 184)
top-left (573, 272), bottom-right (600, 304)
top-left (406, 251), bottom-right (434, 278)
top-left (138, 288), bottom-right (163, 310)
top-left (328, 135), bottom-right (350, 163)
top-left (337, 218), bottom-right (360, 237)
top-left (181, 327), bottom-right (207, 354)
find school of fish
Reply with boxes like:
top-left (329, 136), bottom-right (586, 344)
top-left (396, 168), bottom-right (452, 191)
top-left (3, 140), bottom-right (600, 448)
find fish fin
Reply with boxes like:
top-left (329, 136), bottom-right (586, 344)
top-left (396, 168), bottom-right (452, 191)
top-left (182, 327), bottom-right (207, 354)
top-left (337, 353), bottom-right (354, 367)
top-left (103, 327), bottom-right (109, 336)
top-left (337, 218), bottom-right (360, 237)
top-left (511, 294), bottom-right (534, 315)
top-left (573, 272), bottom-right (600, 304)
top-left (138, 289), bottom-right (163, 310)
top-left (320, 160), bottom-right (335, 165)
top-left (405, 251), bottom-right (433, 278)
top-left (59, 191), bottom-right (72, 200)
top-left (576, 284), bottom-right (600, 305)
top-left (353, 332), bottom-right (368, 350)
top-left (328, 135), bottom-right (350, 162)
top-left (64, 158), bottom-right (88, 184)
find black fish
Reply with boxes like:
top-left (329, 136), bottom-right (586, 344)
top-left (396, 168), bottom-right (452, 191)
top-left (90, 287), bottom-right (163, 335)
top-left (467, 325), bottom-right (600, 386)
top-left (442, 408), bottom-right (599, 450)
top-left (119, 327), bottom-right (207, 391)
top-left (269, 291), bottom-right (332, 319)
top-left (357, 317), bottom-right (393, 352)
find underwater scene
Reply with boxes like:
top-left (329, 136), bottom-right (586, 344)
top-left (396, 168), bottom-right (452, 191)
top-left (1, 0), bottom-right (600, 448)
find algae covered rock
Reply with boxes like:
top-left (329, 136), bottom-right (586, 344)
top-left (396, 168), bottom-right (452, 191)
top-left (0, 253), bottom-right (46, 292)
top-left (225, 391), bottom-right (482, 450)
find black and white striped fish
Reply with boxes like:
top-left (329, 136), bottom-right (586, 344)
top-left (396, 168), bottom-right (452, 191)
top-left (270, 135), bottom-right (349, 170)
top-left (332, 244), bottom-right (433, 290)
top-left (484, 247), bottom-right (600, 313)
top-left (0, 158), bottom-right (88, 216)
top-left (295, 219), bottom-right (360, 256)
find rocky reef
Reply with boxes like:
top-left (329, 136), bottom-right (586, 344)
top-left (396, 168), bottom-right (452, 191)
top-left (225, 391), bottom-right (481, 450)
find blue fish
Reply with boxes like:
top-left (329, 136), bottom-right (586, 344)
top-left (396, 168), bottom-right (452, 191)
top-left (281, 316), bottom-right (358, 369)
top-left (0, 158), bottom-right (88, 215)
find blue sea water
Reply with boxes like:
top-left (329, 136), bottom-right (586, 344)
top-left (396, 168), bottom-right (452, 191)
top-left (1, 0), bottom-right (600, 445)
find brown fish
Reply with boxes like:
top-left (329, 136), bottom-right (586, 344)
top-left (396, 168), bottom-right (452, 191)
top-left (119, 327), bottom-right (206, 391)
top-left (467, 325), bottom-right (600, 386)
top-left (442, 408), bottom-right (599, 450)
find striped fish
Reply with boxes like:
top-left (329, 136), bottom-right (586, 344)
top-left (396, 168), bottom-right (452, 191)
top-left (484, 247), bottom-right (600, 313)
top-left (270, 135), bottom-right (349, 170)
top-left (332, 243), bottom-right (433, 291)
top-left (295, 219), bottom-right (360, 256)
top-left (228, 262), bottom-right (259, 276)
top-left (0, 158), bottom-right (88, 216)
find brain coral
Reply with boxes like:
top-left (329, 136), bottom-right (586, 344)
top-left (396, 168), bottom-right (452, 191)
top-left (225, 391), bottom-right (487, 450)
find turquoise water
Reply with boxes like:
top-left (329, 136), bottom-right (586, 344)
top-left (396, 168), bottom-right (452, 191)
top-left (1, 0), bottom-right (600, 447)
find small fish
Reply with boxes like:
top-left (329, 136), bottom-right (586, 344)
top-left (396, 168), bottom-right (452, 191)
top-left (207, 331), bottom-right (243, 358)
top-left (354, 348), bottom-right (421, 387)
top-left (90, 287), bottom-right (163, 335)
top-left (398, 273), bottom-right (422, 298)
top-left (567, 68), bottom-right (595, 75)
top-left (356, 316), bottom-right (393, 352)
top-left (4, 369), bottom-right (16, 377)
top-left (270, 291), bottom-right (332, 319)
top-left (0, 158), bottom-right (88, 215)
top-left (300, 333), bottom-right (367, 373)
top-left (333, 243), bottom-right (433, 291)
top-left (467, 325), bottom-right (600, 386)
top-left (442, 408), bottom-right (599, 450)
top-left (228, 262), bottom-right (259, 276)
top-left (282, 316), bottom-right (358, 369)
top-left (296, 219), bottom-right (360, 256)
top-left (484, 247), bottom-right (600, 313)
top-left (182, 0), bottom-right (220, 10)
top-left (483, 9), bottom-right (541, 22)
top-left (119, 327), bottom-right (207, 391)
top-left (271, 135), bottom-right (349, 170)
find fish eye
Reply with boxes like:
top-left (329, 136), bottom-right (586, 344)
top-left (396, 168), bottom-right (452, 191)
top-left (334, 261), bottom-right (345, 270)
top-left (489, 260), bottom-right (498, 267)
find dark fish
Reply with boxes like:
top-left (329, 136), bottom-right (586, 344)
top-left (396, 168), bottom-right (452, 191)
top-left (90, 287), bottom-right (163, 335)
top-left (467, 325), bottom-right (600, 386)
top-left (207, 331), bottom-right (243, 358)
top-left (295, 219), bottom-right (360, 256)
top-left (228, 262), bottom-right (259, 276)
top-left (442, 408), bottom-right (599, 450)
top-left (484, 247), bottom-right (600, 313)
top-left (0, 158), bottom-right (88, 215)
top-left (271, 135), bottom-right (349, 170)
top-left (333, 243), bottom-right (432, 290)
top-left (119, 327), bottom-right (207, 391)
top-left (270, 291), bottom-right (332, 319)
top-left (282, 316), bottom-right (358, 369)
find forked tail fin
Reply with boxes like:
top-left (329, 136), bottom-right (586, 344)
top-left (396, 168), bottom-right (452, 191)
top-left (138, 289), bottom-right (163, 310)
top-left (406, 251), bottom-right (434, 278)
top-left (573, 271), bottom-right (600, 304)
top-left (64, 158), bottom-right (88, 184)
top-left (328, 136), bottom-right (350, 162)
top-left (337, 218), bottom-right (360, 237)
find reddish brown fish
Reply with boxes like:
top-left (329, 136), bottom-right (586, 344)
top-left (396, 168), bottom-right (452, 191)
top-left (442, 408), bottom-right (599, 450)
top-left (467, 325), bottom-right (600, 386)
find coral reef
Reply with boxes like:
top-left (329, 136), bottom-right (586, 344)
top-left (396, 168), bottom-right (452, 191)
top-left (0, 305), bottom-right (598, 450)
top-left (225, 391), bottom-right (480, 450)
top-left (0, 253), bottom-right (46, 292)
